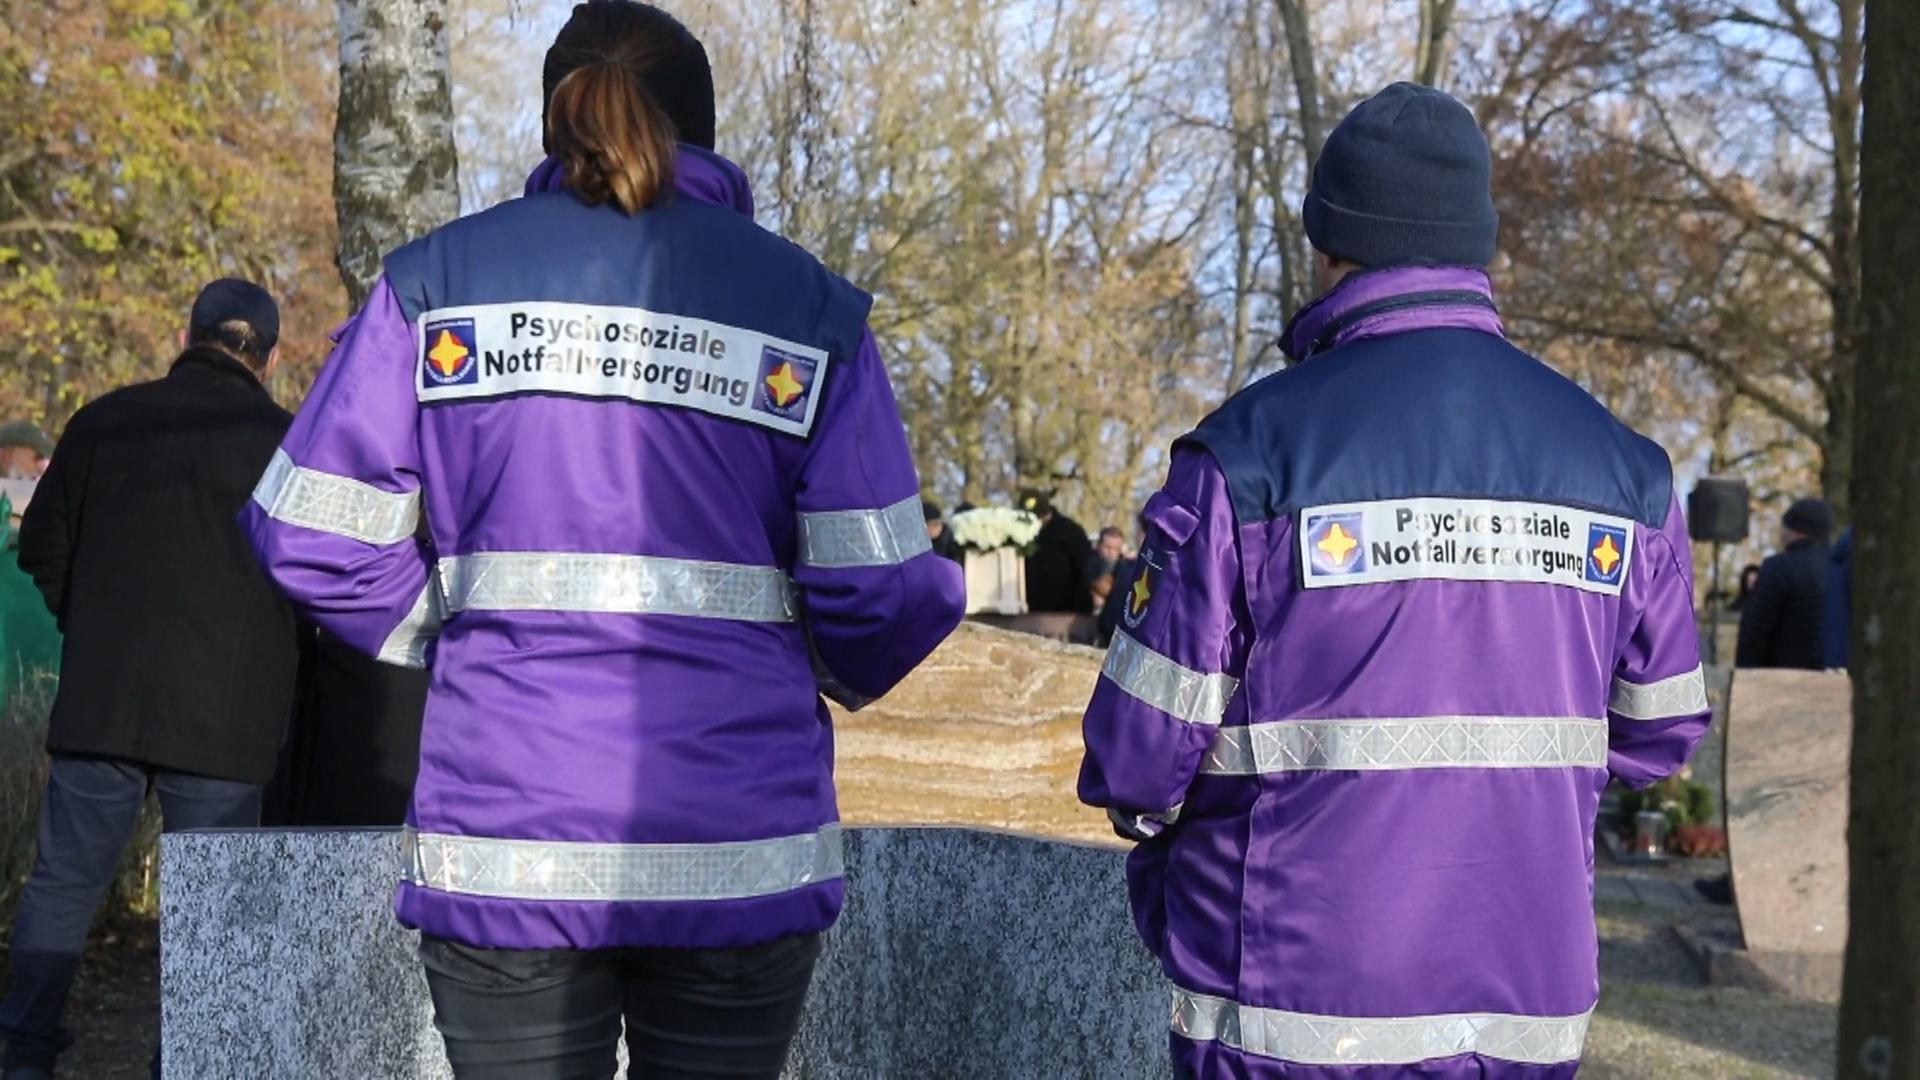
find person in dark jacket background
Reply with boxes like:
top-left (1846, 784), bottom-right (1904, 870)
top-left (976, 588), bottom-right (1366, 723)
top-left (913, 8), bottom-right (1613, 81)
top-left (0, 279), bottom-right (304, 1078)
top-left (1019, 488), bottom-right (1095, 614)
top-left (1735, 497), bottom-right (1832, 670)
top-left (923, 499), bottom-right (963, 563)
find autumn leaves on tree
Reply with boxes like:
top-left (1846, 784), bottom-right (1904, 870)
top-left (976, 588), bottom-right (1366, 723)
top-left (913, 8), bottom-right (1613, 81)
top-left (1, 0), bottom-right (342, 423)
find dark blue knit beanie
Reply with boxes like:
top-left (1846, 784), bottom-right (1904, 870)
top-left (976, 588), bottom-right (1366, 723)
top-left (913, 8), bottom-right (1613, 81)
top-left (1302, 82), bottom-right (1498, 268)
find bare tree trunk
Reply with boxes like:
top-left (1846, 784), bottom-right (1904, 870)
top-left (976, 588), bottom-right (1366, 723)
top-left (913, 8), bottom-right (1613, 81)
top-left (1226, 0), bottom-right (1261, 393)
top-left (1272, 0), bottom-right (1326, 168)
top-left (1836, 0), bottom-right (1920, 1074)
top-left (1414, 0), bottom-right (1459, 87)
top-left (334, 0), bottom-right (461, 309)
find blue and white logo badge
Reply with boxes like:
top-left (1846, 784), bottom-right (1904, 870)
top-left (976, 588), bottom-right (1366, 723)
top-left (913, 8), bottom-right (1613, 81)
top-left (755, 345), bottom-right (819, 424)
top-left (1584, 523), bottom-right (1628, 587)
top-left (422, 318), bottom-right (480, 388)
top-left (1306, 512), bottom-right (1367, 577)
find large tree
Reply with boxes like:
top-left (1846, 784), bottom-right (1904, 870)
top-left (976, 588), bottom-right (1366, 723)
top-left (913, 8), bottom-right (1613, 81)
top-left (1835, 0), bottom-right (1920, 1071)
top-left (334, 0), bottom-right (460, 307)
top-left (1489, 0), bottom-right (1863, 516)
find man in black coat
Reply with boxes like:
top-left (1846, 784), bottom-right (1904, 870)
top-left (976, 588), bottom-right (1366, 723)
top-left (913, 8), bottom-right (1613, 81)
top-left (1, 280), bottom-right (303, 1078)
top-left (1735, 497), bottom-right (1834, 670)
top-left (1019, 488), bottom-right (1096, 615)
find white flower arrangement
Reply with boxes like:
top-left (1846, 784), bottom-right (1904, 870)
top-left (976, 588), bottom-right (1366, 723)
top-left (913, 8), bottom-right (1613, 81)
top-left (948, 506), bottom-right (1042, 554)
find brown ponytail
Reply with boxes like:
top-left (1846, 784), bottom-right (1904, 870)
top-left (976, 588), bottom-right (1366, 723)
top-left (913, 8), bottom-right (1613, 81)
top-left (546, 59), bottom-right (679, 215)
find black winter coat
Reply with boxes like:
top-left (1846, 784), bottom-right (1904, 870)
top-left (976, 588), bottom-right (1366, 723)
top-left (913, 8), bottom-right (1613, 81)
top-left (17, 347), bottom-right (302, 783)
top-left (1735, 538), bottom-right (1830, 670)
top-left (1025, 512), bottom-right (1095, 614)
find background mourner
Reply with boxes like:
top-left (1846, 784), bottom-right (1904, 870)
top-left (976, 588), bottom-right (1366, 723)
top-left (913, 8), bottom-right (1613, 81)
top-left (0, 280), bottom-right (305, 1079)
top-left (1018, 488), bottom-right (1096, 616)
top-left (1735, 497), bottom-right (1834, 671)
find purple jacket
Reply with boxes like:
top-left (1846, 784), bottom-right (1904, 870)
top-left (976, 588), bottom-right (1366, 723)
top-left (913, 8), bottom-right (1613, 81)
top-left (245, 148), bottom-right (965, 951)
top-left (1080, 267), bottom-right (1709, 1078)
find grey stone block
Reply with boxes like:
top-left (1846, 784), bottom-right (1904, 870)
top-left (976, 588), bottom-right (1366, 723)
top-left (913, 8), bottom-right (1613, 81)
top-left (161, 827), bottom-right (1169, 1079)
top-left (791, 828), bottom-right (1167, 1079)
top-left (160, 829), bottom-right (448, 1079)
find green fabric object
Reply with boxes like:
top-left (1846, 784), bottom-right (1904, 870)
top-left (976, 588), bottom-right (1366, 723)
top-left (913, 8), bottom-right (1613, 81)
top-left (0, 495), bottom-right (61, 711)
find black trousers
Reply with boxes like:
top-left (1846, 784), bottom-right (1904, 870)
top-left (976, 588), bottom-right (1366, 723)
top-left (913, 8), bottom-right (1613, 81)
top-left (420, 933), bottom-right (822, 1080)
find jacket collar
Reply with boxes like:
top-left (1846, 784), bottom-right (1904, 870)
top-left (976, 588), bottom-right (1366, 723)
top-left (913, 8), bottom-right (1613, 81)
top-left (522, 144), bottom-right (755, 219)
top-left (1281, 265), bottom-right (1505, 363)
top-left (169, 345), bottom-right (268, 394)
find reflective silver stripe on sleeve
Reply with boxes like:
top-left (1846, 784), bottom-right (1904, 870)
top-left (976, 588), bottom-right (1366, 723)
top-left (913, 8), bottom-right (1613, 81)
top-left (1172, 989), bottom-right (1592, 1067)
top-left (251, 448), bottom-right (420, 545)
top-left (798, 495), bottom-right (933, 568)
top-left (1101, 630), bottom-right (1239, 727)
top-left (403, 824), bottom-right (844, 902)
top-left (439, 552), bottom-right (797, 623)
top-left (1199, 716), bottom-right (1608, 775)
top-left (376, 579), bottom-right (443, 669)
top-left (1609, 665), bottom-right (1708, 721)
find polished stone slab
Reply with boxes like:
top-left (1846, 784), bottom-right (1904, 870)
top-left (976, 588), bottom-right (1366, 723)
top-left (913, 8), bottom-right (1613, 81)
top-left (160, 826), bottom-right (1167, 1078)
top-left (1722, 668), bottom-right (1851, 997)
top-left (830, 621), bottom-right (1113, 844)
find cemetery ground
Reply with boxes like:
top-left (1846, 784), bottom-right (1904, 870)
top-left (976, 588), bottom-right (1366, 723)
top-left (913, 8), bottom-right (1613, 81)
top-left (0, 908), bottom-right (156, 1080)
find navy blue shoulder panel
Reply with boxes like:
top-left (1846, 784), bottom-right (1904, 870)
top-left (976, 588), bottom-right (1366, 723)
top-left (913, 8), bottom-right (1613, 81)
top-left (1180, 328), bottom-right (1674, 527)
top-left (380, 193), bottom-right (872, 364)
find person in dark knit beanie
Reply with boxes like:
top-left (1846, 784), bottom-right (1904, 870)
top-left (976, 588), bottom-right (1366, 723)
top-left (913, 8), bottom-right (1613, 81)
top-left (1302, 81), bottom-right (1499, 271)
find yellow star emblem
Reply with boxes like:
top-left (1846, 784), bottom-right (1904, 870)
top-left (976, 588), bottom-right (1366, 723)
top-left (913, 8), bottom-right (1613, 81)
top-left (765, 362), bottom-right (806, 408)
top-left (1316, 522), bottom-right (1358, 566)
top-left (1129, 569), bottom-right (1153, 618)
top-left (1591, 533), bottom-right (1621, 576)
top-left (427, 329), bottom-right (470, 377)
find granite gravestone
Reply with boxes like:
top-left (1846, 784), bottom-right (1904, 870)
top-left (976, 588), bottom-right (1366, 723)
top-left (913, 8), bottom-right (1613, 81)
top-left (160, 827), bottom-right (1168, 1078)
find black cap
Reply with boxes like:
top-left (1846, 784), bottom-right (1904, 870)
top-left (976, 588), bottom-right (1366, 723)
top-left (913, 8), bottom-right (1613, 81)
top-left (1782, 498), bottom-right (1833, 540)
top-left (189, 278), bottom-right (280, 353)
top-left (922, 499), bottom-right (943, 523)
top-left (1303, 82), bottom-right (1499, 268)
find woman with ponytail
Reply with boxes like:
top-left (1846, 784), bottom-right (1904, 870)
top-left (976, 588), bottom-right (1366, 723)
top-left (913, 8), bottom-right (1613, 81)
top-left (243, 4), bottom-right (965, 1075)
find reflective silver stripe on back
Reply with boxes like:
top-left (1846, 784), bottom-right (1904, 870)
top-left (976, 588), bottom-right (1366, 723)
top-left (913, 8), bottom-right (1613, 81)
top-left (403, 824), bottom-right (844, 903)
top-left (439, 552), bottom-right (797, 623)
top-left (1609, 665), bottom-right (1708, 721)
top-left (798, 495), bottom-right (933, 568)
top-left (376, 579), bottom-right (443, 669)
top-left (251, 448), bottom-right (420, 545)
top-left (1102, 630), bottom-right (1239, 727)
top-left (1199, 716), bottom-right (1608, 775)
top-left (1172, 989), bottom-right (1592, 1067)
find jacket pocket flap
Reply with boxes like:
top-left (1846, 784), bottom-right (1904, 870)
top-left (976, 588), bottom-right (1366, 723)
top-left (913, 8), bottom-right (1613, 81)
top-left (1141, 491), bottom-right (1200, 549)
